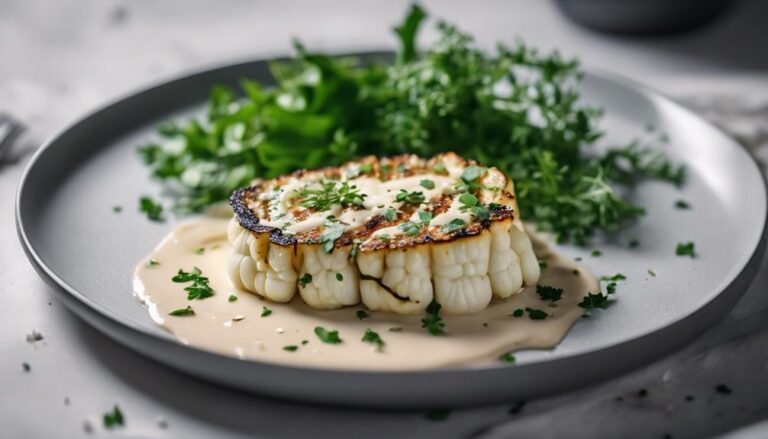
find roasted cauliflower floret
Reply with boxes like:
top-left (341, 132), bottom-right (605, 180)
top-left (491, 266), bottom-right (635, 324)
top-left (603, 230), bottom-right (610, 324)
top-left (358, 246), bottom-right (433, 314)
top-left (298, 245), bottom-right (359, 310)
top-left (227, 152), bottom-right (540, 314)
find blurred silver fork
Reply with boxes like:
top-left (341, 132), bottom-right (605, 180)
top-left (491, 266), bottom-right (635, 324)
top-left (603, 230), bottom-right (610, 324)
top-left (0, 113), bottom-right (26, 163)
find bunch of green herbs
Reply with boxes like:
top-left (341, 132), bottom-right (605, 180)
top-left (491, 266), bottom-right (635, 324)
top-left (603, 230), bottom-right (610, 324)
top-left (139, 4), bottom-right (682, 243)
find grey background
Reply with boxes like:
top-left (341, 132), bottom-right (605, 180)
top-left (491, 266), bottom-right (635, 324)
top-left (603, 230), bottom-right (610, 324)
top-left (3, 1), bottom-right (768, 438)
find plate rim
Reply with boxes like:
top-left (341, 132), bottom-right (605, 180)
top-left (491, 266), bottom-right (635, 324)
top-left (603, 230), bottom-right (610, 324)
top-left (15, 51), bottom-right (768, 380)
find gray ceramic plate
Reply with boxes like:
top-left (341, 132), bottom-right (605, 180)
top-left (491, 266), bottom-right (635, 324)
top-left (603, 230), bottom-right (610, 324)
top-left (16, 52), bottom-right (767, 408)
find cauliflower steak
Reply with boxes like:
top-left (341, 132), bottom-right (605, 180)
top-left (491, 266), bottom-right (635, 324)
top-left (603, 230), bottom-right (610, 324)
top-left (228, 153), bottom-right (540, 314)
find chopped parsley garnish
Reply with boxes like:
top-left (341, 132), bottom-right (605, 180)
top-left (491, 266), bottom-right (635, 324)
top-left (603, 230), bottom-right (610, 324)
top-left (419, 179), bottom-right (436, 189)
top-left (511, 308), bottom-right (524, 318)
top-left (356, 310), bottom-right (370, 320)
top-left (458, 192), bottom-right (490, 220)
top-left (578, 293), bottom-right (610, 310)
top-left (103, 405), bottom-right (124, 428)
top-left (536, 284), bottom-right (563, 302)
top-left (302, 339), bottom-right (309, 345)
top-left (169, 306), bottom-right (195, 316)
top-left (417, 210), bottom-right (433, 223)
top-left (261, 306), bottom-right (272, 317)
top-left (499, 353), bottom-right (516, 363)
top-left (172, 267), bottom-right (214, 300)
top-left (525, 307), bottom-right (549, 320)
top-left (314, 326), bottom-right (342, 344)
top-left (675, 199), bottom-right (691, 209)
top-left (421, 300), bottom-right (445, 335)
top-left (228, 294), bottom-right (238, 302)
top-left (460, 166), bottom-right (485, 183)
top-left (399, 221), bottom-right (421, 236)
top-left (538, 260), bottom-right (548, 269)
top-left (283, 345), bottom-right (298, 352)
top-left (383, 207), bottom-right (398, 222)
top-left (629, 239), bottom-right (640, 248)
top-left (676, 242), bottom-right (696, 258)
top-left (441, 218), bottom-right (467, 233)
top-left (147, 259), bottom-right (160, 267)
top-left (388, 326), bottom-right (403, 332)
top-left (591, 249), bottom-right (602, 257)
top-left (648, 269), bottom-right (656, 277)
top-left (600, 273), bottom-right (627, 282)
top-left (22, 362), bottom-right (30, 372)
top-left (572, 269), bottom-right (580, 276)
top-left (112, 206), bottom-right (122, 213)
top-left (194, 247), bottom-right (205, 255)
top-left (299, 180), bottom-right (367, 211)
top-left (362, 328), bottom-right (385, 350)
top-left (139, 196), bottom-right (164, 221)
top-left (432, 162), bottom-right (448, 174)
top-left (299, 273), bottom-right (312, 288)
top-left (321, 216), bottom-right (345, 253)
top-left (336, 273), bottom-right (344, 281)
top-left (395, 189), bottom-right (425, 205)
top-left (606, 282), bottom-right (617, 295)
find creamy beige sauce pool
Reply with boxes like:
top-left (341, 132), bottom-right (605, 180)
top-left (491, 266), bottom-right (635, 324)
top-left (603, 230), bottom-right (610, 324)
top-left (134, 218), bottom-right (598, 371)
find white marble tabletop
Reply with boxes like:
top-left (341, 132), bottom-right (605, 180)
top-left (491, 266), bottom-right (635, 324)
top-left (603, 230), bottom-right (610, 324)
top-left (3, 1), bottom-right (768, 437)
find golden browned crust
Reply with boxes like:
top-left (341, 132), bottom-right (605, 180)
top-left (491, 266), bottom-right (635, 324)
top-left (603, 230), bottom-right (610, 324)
top-left (229, 153), bottom-right (518, 252)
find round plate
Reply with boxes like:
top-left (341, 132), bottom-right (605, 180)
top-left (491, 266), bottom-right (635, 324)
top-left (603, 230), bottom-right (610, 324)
top-left (16, 53), bottom-right (767, 408)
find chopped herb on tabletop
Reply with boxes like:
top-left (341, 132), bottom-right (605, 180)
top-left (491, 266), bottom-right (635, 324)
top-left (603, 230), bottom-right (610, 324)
top-left (538, 260), bottom-right (548, 269)
top-left (194, 247), bottom-right (205, 255)
top-left (676, 242), bottom-right (696, 258)
top-left (283, 345), bottom-right (298, 352)
top-left (112, 206), bottom-right (123, 213)
top-left (591, 250), bottom-right (602, 257)
top-left (601, 273), bottom-right (627, 282)
top-left (261, 306), bottom-right (272, 317)
top-left (511, 308), bottom-right (524, 318)
top-left (139, 196), bottom-right (164, 221)
top-left (675, 199), bottom-right (691, 209)
top-left (421, 300), bottom-right (445, 335)
top-left (228, 294), bottom-right (238, 302)
top-left (147, 258), bottom-right (160, 267)
top-left (26, 330), bottom-right (43, 343)
top-left (22, 362), bottom-right (30, 372)
top-left (103, 405), bottom-right (124, 428)
top-left (648, 269), bottom-right (656, 277)
top-left (315, 326), bottom-right (343, 344)
top-left (629, 239), bottom-right (640, 248)
top-left (356, 310), bottom-right (370, 320)
top-left (336, 273), bottom-right (344, 281)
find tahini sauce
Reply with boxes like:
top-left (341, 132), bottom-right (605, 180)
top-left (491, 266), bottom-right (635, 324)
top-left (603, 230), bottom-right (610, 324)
top-left (134, 218), bottom-right (598, 371)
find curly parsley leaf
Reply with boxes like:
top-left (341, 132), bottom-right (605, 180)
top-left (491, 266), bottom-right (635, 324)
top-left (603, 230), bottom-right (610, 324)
top-left (421, 300), bottom-right (445, 335)
top-left (314, 326), bottom-right (342, 344)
